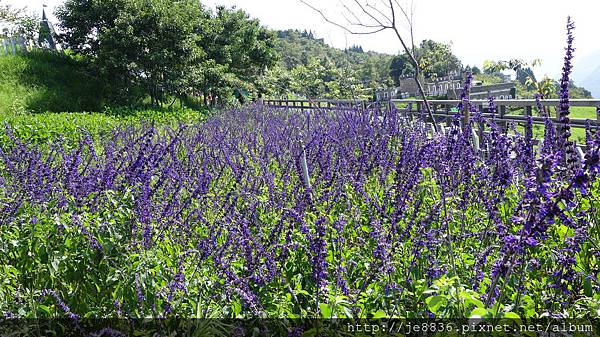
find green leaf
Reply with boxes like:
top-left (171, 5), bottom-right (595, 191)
top-left (469, 308), bottom-right (489, 318)
top-left (37, 305), bottom-right (51, 315)
top-left (503, 312), bottom-right (520, 319)
top-left (231, 300), bottom-right (242, 317)
top-left (371, 310), bottom-right (387, 319)
top-left (319, 303), bottom-right (332, 318)
top-left (425, 295), bottom-right (447, 315)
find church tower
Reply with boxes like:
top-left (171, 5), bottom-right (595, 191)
top-left (38, 6), bottom-right (57, 49)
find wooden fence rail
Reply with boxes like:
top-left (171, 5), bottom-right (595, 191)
top-left (391, 99), bottom-right (600, 129)
top-left (265, 98), bottom-right (600, 130)
top-left (264, 99), bottom-right (366, 111)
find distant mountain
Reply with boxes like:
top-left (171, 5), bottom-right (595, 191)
top-left (573, 50), bottom-right (600, 98)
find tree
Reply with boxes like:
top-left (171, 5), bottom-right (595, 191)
top-left (57, 0), bottom-right (278, 106)
top-left (0, 1), bottom-right (38, 42)
top-left (198, 6), bottom-right (278, 101)
top-left (273, 28), bottom-right (395, 95)
top-left (417, 39), bottom-right (461, 79)
top-left (288, 57), bottom-right (368, 99)
top-left (568, 81), bottom-right (592, 99)
top-left (57, 0), bottom-right (208, 105)
top-left (516, 67), bottom-right (536, 87)
top-left (484, 59), bottom-right (555, 102)
top-left (256, 66), bottom-right (293, 98)
top-left (390, 40), bottom-right (461, 84)
top-left (0, 1), bottom-right (21, 27)
top-left (300, 0), bottom-right (439, 131)
top-left (345, 45), bottom-right (363, 53)
top-left (389, 53), bottom-right (414, 85)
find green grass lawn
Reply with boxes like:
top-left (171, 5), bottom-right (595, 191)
top-left (505, 106), bottom-right (598, 144)
top-left (0, 107), bottom-right (211, 145)
top-left (570, 106), bottom-right (599, 120)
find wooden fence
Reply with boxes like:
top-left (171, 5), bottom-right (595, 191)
top-left (265, 98), bottom-right (600, 130)
top-left (265, 98), bottom-right (600, 163)
top-left (264, 99), bottom-right (366, 111)
top-left (391, 99), bottom-right (600, 129)
top-left (0, 36), bottom-right (29, 56)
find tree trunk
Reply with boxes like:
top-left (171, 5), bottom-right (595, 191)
top-left (392, 27), bottom-right (438, 132)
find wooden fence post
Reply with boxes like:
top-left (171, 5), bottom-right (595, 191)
top-left (471, 128), bottom-right (480, 153)
top-left (499, 105), bottom-right (507, 131)
top-left (596, 106), bottom-right (600, 130)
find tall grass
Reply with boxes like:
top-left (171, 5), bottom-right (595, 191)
top-left (0, 51), bottom-right (105, 113)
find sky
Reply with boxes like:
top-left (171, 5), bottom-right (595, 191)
top-left (7, 0), bottom-right (600, 82)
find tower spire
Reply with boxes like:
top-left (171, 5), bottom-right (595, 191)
top-left (38, 4), bottom-right (57, 50)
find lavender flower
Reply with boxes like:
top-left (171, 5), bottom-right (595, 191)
top-left (557, 17), bottom-right (577, 169)
top-left (309, 216), bottom-right (328, 296)
top-left (40, 289), bottom-right (79, 320)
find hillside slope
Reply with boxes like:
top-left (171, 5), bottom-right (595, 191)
top-left (275, 29), bottom-right (395, 87)
top-left (0, 51), bottom-right (105, 113)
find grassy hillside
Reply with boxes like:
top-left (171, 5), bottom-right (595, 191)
top-left (0, 51), bottom-right (105, 113)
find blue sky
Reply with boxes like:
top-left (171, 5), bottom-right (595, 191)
top-left (9, 0), bottom-right (600, 84)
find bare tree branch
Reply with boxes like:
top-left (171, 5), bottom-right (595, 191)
top-left (365, 2), bottom-right (393, 25)
top-left (340, 4), bottom-right (387, 29)
top-left (299, 0), bottom-right (388, 34)
top-left (299, 0), bottom-right (439, 132)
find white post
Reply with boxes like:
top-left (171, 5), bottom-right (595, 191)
top-left (576, 146), bottom-right (585, 166)
top-left (10, 37), bottom-right (16, 54)
top-left (471, 128), bottom-right (480, 152)
top-left (300, 147), bottom-right (311, 190)
top-left (18, 37), bottom-right (26, 52)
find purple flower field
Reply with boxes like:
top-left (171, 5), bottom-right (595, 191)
top-left (0, 18), bottom-right (599, 327)
top-left (1, 97), bottom-right (599, 320)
